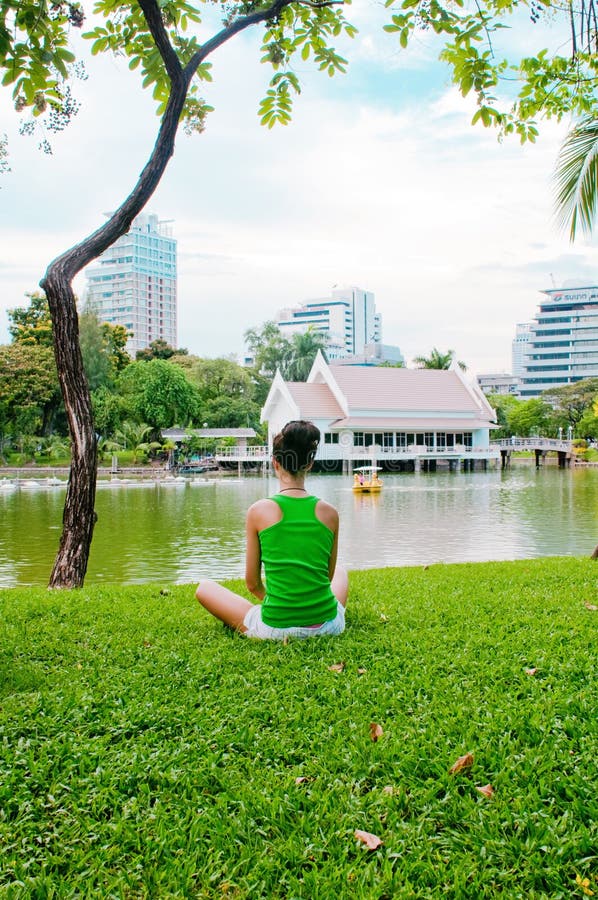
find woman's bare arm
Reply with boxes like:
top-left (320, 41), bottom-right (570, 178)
top-left (245, 505), bottom-right (265, 600)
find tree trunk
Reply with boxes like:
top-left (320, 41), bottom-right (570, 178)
top-left (37, 0), bottom-right (293, 587)
top-left (39, 71), bottom-right (188, 588)
top-left (44, 272), bottom-right (97, 588)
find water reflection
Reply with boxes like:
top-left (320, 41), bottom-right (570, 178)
top-left (0, 466), bottom-right (597, 586)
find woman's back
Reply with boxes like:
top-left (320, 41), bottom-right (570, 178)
top-left (259, 494), bottom-right (337, 627)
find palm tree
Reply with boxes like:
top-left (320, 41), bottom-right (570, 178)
top-left (96, 436), bottom-right (123, 463)
top-left (36, 435), bottom-right (71, 462)
top-left (284, 328), bottom-right (329, 381)
top-left (13, 434), bottom-right (40, 463)
top-left (554, 115), bottom-right (598, 240)
top-left (412, 348), bottom-right (466, 371)
top-left (114, 421), bottom-right (153, 464)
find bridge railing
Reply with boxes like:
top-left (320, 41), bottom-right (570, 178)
top-left (213, 444), bottom-right (499, 461)
top-left (491, 437), bottom-right (572, 452)
top-left (215, 446), bottom-right (269, 460)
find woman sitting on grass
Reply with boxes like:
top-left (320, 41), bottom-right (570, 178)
top-left (196, 419), bottom-right (348, 640)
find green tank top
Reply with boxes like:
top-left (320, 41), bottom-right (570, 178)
top-left (259, 494), bottom-right (338, 628)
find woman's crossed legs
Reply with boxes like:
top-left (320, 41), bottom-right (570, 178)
top-left (195, 565), bottom-right (348, 634)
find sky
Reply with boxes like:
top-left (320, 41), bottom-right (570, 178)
top-left (1, 1), bottom-right (597, 375)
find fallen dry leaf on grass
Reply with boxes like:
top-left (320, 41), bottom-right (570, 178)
top-left (369, 722), bottom-right (384, 742)
top-left (448, 752), bottom-right (474, 775)
top-left (357, 667), bottom-right (367, 675)
top-left (294, 776), bottom-right (312, 785)
top-left (475, 783), bottom-right (495, 798)
top-left (524, 667), bottom-right (538, 676)
top-left (328, 662), bottom-right (345, 673)
top-left (584, 602), bottom-right (598, 611)
top-left (354, 829), bottom-right (383, 850)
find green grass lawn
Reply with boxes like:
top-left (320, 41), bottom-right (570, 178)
top-left (1, 558), bottom-right (597, 899)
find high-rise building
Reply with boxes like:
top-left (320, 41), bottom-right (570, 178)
top-left (476, 373), bottom-right (520, 396)
top-left (517, 285), bottom-right (598, 397)
top-left (275, 286), bottom-right (402, 363)
top-left (85, 213), bottom-right (177, 355)
top-left (511, 322), bottom-right (532, 381)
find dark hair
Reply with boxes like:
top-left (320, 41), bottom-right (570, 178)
top-left (272, 420), bottom-right (320, 475)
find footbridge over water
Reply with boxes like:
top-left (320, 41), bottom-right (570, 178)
top-left (491, 437), bottom-right (574, 468)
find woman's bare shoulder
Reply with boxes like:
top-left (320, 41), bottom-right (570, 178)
top-left (246, 498), bottom-right (281, 529)
top-left (315, 498), bottom-right (339, 530)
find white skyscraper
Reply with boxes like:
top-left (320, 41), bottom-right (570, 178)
top-left (85, 213), bottom-right (177, 355)
top-left (517, 285), bottom-right (598, 397)
top-left (512, 322), bottom-right (532, 379)
top-left (275, 286), bottom-right (398, 362)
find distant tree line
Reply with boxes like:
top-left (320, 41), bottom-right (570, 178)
top-left (2, 294), bottom-right (598, 466)
top-left (487, 385), bottom-right (598, 442)
top-left (0, 295), bottom-right (329, 464)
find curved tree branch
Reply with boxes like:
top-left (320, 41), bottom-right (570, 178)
top-left (137, 0), bottom-right (185, 84)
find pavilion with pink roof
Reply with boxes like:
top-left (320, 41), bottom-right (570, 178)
top-left (261, 352), bottom-right (499, 472)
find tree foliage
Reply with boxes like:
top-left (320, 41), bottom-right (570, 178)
top-left (285, 328), bottom-right (328, 380)
top-left (412, 347), bottom-right (466, 370)
top-left (245, 321), bottom-right (291, 378)
top-left (244, 321), bottom-right (327, 381)
top-left (117, 358), bottom-right (200, 432)
top-left (554, 117), bottom-right (598, 240)
top-left (183, 356), bottom-right (259, 427)
top-left (486, 381), bottom-right (598, 438)
top-left (506, 396), bottom-right (553, 437)
top-left (8, 292), bottom-right (54, 347)
top-left (382, 0), bottom-right (598, 237)
top-left (384, 0), bottom-right (598, 143)
top-left (1, 0), bottom-right (355, 150)
top-left (0, 1), bottom-right (86, 153)
top-left (0, 341), bottom-right (61, 435)
top-left (135, 339), bottom-right (188, 361)
top-left (486, 392), bottom-right (520, 438)
top-left (79, 310), bottom-right (130, 391)
top-left (542, 378), bottom-right (598, 427)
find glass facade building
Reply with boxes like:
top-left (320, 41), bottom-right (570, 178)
top-left (275, 286), bottom-right (390, 360)
top-left (85, 213), bottom-right (177, 355)
top-left (518, 286), bottom-right (598, 397)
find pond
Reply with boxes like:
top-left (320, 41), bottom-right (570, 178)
top-left (1, 466), bottom-right (597, 587)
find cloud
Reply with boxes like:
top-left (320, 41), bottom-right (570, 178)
top-left (0, 7), bottom-right (594, 378)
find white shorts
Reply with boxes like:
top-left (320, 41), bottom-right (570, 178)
top-left (242, 601), bottom-right (345, 641)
